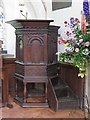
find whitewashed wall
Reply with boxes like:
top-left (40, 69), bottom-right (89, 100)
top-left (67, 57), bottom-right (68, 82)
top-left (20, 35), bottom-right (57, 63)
top-left (3, 0), bottom-right (31, 56)
top-left (47, 0), bottom-right (83, 53)
top-left (3, 0), bottom-right (19, 56)
top-left (3, 0), bottom-right (83, 55)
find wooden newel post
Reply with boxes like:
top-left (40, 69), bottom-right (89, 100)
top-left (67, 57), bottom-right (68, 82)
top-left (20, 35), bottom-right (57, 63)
top-left (81, 76), bottom-right (90, 119)
top-left (0, 40), bottom-right (3, 79)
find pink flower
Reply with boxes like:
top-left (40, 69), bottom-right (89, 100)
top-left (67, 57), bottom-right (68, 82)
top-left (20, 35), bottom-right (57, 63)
top-left (79, 39), bottom-right (83, 43)
top-left (85, 42), bottom-right (90, 47)
top-left (58, 37), bottom-right (66, 44)
top-left (75, 48), bottom-right (79, 52)
top-left (69, 39), bottom-right (73, 43)
top-left (88, 58), bottom-right (90, 62)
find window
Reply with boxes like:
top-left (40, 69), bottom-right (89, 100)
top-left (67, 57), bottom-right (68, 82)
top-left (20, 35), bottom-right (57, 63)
top-left (52, 0), bottom-right (72, 11)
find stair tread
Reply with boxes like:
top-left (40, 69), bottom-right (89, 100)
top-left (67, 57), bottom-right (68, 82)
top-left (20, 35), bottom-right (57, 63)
top-left (55, 85), bottom-right (78, 99)
top-left (48, 78), bottom-right (80, 111)
top-left (58, 96), bottom-right (79, 102)
top-left (53, 79), bottom-right (68, 89)
top-left (54, 84), bottom-right (68, 90)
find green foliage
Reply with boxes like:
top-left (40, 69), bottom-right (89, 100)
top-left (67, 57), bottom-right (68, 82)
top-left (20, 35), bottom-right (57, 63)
top-left (58, 17), bottom-right (90, 78)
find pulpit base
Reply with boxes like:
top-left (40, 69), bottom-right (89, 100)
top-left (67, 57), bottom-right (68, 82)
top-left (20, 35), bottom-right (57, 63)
top-left (14, 96), bottom-right (49, 108)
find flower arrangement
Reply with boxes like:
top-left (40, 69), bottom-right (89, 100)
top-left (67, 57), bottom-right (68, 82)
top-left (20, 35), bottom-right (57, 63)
top-left (58, 16), bottom-right (90, 78)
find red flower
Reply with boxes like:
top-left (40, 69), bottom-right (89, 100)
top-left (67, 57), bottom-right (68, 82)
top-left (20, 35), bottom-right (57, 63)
top-left (75, 18), bottom-right (80, 23)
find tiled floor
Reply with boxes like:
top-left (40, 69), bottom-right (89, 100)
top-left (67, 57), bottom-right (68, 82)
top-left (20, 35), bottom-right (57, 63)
top-left (1, 99), bottom-right (89, 119)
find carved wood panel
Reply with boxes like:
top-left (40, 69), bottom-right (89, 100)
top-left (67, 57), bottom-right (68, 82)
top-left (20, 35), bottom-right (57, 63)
top-left (27, 35), bottom-right (44, 63)
top-left (16, 35), bottom-right (24, 62)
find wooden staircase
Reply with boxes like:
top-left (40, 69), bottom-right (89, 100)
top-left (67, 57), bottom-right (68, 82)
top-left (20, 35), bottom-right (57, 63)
top-left (47, 76), bottom-right (80, 112)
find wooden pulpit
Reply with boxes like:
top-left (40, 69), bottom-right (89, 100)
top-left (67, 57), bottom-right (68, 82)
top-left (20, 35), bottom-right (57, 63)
top-left (6, 19), bottom-right (59, 107)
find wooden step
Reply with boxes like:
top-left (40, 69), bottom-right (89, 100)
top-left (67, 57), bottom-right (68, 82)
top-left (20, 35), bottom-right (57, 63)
top-left (47, 77), bottom-right (80, 111)
top-left (55, 85), bottom-right (77, 98)
top-left (55, 87), bottom-right (71, 98)
top-left (14, 96), bottom-right (49, 108)
top-left (51, 77), bottom-right (68, 89)
top-left (58, 96), bottom-right (80, 110)
top-left (22, 102), bottom-right (49, 108)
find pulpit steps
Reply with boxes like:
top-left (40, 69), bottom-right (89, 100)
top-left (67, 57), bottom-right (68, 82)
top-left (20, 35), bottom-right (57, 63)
top-left (47, 76), bottom-right (80, 111)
